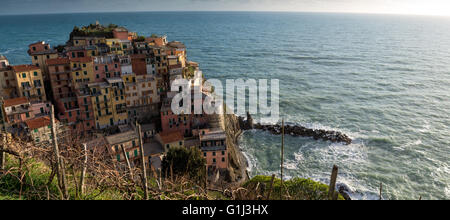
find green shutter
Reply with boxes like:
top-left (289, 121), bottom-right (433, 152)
top-left (134, 149), bottom-right (138, 157)
top-left (116, 154), bottom-right (120, 161)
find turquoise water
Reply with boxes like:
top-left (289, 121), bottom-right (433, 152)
top-left (0, 12), bottom-right (449, 199)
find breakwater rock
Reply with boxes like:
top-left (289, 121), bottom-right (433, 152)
top-left (238, 114), bottom-right (352, 145)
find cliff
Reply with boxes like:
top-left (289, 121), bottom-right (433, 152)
top-left (222, 112), bottom-right (248, 185)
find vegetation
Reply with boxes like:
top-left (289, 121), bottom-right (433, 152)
top-left (135, 35), bottom-right (146, 42)
top-left (70, 23), bottom-right (120, 39)
top-left (161, 147), bottom-right (206, 181)
top-left (241, 175), bottom-right (344, 200)
top-left (0, 135), bottom-right (344, 200)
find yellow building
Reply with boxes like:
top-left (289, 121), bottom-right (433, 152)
top-left (89, 78), bottom-right (127, 129)
top-left (28, 41), bottom-right (58, 80)
top-left (72, 36), bottom-right (106, 47)
top-left (70, 57), bottom-right (95, 89)
top-left (12, 65), bottom-right (46, 102)
top-left (107, 78), bottom-right (128, 125)
top-left (106, 39), bottom-right (124, 55)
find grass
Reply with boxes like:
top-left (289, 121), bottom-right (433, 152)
top-left (243, 175), bottom-right (345, 200)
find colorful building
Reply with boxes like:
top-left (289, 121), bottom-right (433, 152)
top-left (2, 97), bottom-right (33, 125)
top-left (23, 116), bottom-right (61, 146)
top-left (0, 55), bottom-right (17, 99)
top-left (155, 131), bottom-right (184, 152)
top-left (70, 56), bottom-right (95, 89)
top-left (199, 128), bottom-right (228, 170)
top-left (27, 41), bottom-right (58, 80)
top-left (105, 130), bottom-right (140, 163)
top-left (12, 65), bottom-right (47, 102)
top-left (93, 55), bottom-right (121, 81)
top-left (89, 78), bottom-right (127, 129)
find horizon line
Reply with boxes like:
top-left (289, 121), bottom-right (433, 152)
top-left (1, 10), bottom-right (450, 18)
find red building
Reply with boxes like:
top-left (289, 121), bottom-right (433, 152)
top-left (2, 97), bottom-right (34, 125)
top-left (93, 55), bottom-right (121, 81)
top-left (113, 27), bottom-right (129, 41)
top-left (199, 128), bottom-right (228, 170)
top-left (47, 57), bottom-right (95, 134)
top-left (160, 97), bottom-right (191, 136)
top-left (131, 54), bottom-right (147, 76)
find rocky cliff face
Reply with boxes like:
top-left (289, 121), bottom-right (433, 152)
top-left (222, 112), bottom-right (248, 185)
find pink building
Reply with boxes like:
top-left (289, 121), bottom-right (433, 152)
top-left (199, 128), bottom-right (228, 170)
top-left (160, 98), bottom-right (191, 136)
top-left (93, 55), bottom-right (121, 81)
top-left (113, 28), bottom-right (129, 41)
top-left (2, 97), bottom-right (34, 125)
top-left (30, 101), bottom-right (51, 117)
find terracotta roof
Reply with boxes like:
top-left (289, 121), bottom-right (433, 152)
top-left (25, 116), bottom-right (51, 130)
top-left (70, 57), bottom-right (93, 63)
top-left (159, 132), bottom-right (183, 144)
top-left (46, 57), bottom-right (70, 65)
top-left (3, 97), bottom-right (29, 107)
top-left (12, 64), bottom-right (40, 72)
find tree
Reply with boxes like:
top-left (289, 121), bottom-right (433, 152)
top-left (161, 147), bottom-right (206, 180)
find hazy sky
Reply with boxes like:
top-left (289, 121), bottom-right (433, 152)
top-left (1, 0), bottom-right (450, 16)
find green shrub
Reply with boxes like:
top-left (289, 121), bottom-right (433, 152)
top-left (243, 175), bottom-right (344, 200)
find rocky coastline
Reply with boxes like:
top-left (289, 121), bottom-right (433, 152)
top-left (238, 112), bottom-right (352, 145)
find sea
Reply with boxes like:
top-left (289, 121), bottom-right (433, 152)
top-left (0, 12), bottom-right (449, 200)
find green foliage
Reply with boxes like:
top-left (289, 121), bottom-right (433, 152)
top-left (135, 35), bottom-right (146, 42)
top-left (70, 23), bottom-right (121, 39)
top-left (0, 156), bottom-right (60, 200)
top-left (161, 147), bottom-right (206, 180)
top-left (243, 175), bottom-right (344, 200)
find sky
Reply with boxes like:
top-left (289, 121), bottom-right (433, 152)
top-left (1, 0), bottom-right (450, 16)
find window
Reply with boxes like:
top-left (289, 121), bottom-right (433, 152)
top-left (116, 154), bottom-right (120, 161)
top-left (221, 151), bottom-right (225, 156)
top-left (84, 71), bottom-right (87, 75)
top-left (34, 71), bottom-right (38, 76)
top-left (134, 149), bottom-right (138, 157)
top-left (222, 158), bottom-right (225, 162)
top-left (25, 112), bottom-right (30, 118)
top-left (34, 56), bottom-right (38, 60)
top-left (212, 152), bottom-right (216, 156)
top-left (213, 158), bottom-right (216, 163)
top-left (132, 140), bottom-right (136, 147)
top-left (95, 66), bottom-right (98, 71)
top-left (83, 63), bottom-right (86, 68)
top-left (34, 129), bottom-right (38, 133)
top-left (166, 144), bottom-right (170, 149)
top-left (179, 141), bottom-right (182, 146)
top-left (204, 152), bottom-right (207, 157)
top-left (22, 73), bottom-right (26, 78)
top-left (68, 112), bottom-right (72, 117)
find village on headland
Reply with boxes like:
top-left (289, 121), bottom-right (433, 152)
top-left (0, 22), bottom-right (247, 185)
